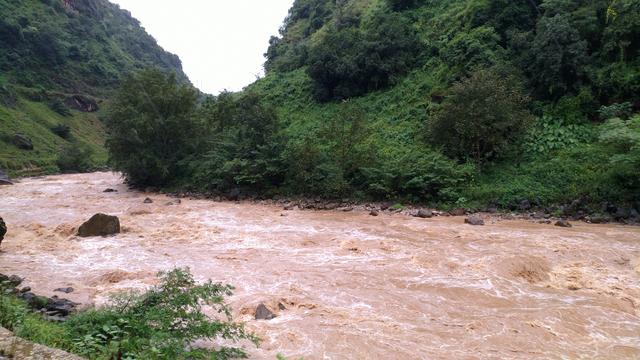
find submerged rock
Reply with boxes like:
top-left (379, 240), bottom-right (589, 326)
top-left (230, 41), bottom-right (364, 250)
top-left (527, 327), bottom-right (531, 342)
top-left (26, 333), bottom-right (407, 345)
top-left (143, 197), bottom-right (153, 204)
top-left (369, 210), bottom-right (379, 217)
top-left (54, 287), bottom-right (74, 294)
top-left (465, 214), bottom-right (485, 226)
top-left (77, 213), bottom-right (120, 237)
top-left (555, 220), bottom-right (572, 228)
top-left (414, 209), bottom-right (433, 219)
top-left (449, 208), bottom-right (466, 216)
top-left (103, 188), bottom-right (117, 193)
top-left (255, 303), bottom-right (276, 320)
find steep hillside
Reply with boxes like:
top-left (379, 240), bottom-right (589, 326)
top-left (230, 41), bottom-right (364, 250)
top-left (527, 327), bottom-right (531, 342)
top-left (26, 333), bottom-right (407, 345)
top-left (0, 0), bottom-right (188, 175)
top-left (243, 0), bottom-right (640, 212)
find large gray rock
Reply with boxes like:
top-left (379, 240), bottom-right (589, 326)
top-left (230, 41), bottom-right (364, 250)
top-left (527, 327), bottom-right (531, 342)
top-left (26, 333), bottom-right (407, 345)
top-left (465, 214), bottom-right (485, 226)
top-left (414, 209), bottom-right (433, 218)
top-left (255, 303), bottom-right (276, 320)
top-left (77, 213), bottom-right (120, 237)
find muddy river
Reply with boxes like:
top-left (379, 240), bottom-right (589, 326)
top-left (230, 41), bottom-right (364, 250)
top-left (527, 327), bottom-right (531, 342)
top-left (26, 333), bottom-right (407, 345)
top-left (1, 172), bottom-right (640, 359)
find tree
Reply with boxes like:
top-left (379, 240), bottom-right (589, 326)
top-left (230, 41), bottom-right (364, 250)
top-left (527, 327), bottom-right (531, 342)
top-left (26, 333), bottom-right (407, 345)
top-left (105, 68), bottom-right (198, 187)
top-left (429, 69), bottom-right (533, 163)
top-left (191, 92), bottom-right (286, 192)
top-left (528, 14), bottom-right (589, 98)
top-left (306, 12), bottom-right (420, 101)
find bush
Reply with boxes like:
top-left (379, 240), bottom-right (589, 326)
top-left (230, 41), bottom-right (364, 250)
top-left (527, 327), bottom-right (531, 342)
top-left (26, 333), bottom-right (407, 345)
top-left (51, 124), bottom-right (71, 139)
top-left (56, 142), bottom-right (94, 173)
top-left (428, 68), bottom-right (533, 163)
top-left (598, 102), bottom-right (633, 120)
top-left (47, 99), bottom-right (72, 116)
top-left (1, 268), bottom-right (257, 360)
top-left (67, 268), bottom-right (257, 359)
top-left (599, 115), bottom-right (640, 199)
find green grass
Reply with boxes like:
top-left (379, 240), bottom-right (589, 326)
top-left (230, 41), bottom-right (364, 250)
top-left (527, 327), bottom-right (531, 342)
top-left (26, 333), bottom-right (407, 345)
top-left (0, 97), bottom-right (107, 176)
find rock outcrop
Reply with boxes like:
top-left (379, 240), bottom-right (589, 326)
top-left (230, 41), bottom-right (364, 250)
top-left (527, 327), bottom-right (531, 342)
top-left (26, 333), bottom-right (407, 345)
top-left (77, 214), bottom-right (120, 237)
top-left (0, 216), bottom-right (6, 246)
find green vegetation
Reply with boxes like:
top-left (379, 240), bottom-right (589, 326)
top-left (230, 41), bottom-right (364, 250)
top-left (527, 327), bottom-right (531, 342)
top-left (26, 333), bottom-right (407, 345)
top-left (107, 0), bottom-right (639, 215)
top-left (0, 268), bottom-right (257, 359)
top-left (0, 0), bottom-right (187, 175)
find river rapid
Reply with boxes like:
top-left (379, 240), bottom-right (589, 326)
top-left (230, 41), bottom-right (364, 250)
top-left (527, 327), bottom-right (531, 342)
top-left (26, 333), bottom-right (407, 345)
top-left (1, 172), bottom-right (640, 359)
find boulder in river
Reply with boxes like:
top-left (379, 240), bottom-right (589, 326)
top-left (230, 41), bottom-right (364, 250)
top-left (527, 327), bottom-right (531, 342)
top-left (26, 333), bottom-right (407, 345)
top-left (369, 210), bottom-right (380, 217)
top-left (0, 169), bottom-right (12, 185)
top-left (77, 213), bottom-right (120, 237)
top-left (143, 197), bottom-right (153, 204)
top-left (555, 220), bottom-right (572, 228)
top-left (449, 208), bottom-right (466, 216)
top-left (465, 214), bottom-right (485, 226)
top-left (414, 209), bottom-right (433, 219)
top-left (103, 188), bottom-right (117, 193)
top-left (255, 303), bottom-right (276, 320)
top-left (0, 216), bottom-right (6, 245)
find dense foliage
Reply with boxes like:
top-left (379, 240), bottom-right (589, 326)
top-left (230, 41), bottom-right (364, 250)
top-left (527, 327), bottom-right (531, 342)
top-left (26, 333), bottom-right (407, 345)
top-left (0, 268), bottom-right (257, 359)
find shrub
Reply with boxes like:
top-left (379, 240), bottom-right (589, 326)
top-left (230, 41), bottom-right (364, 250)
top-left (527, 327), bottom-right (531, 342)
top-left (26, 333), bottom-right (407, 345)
top-left (51, 124), bottom-right (71, 139)
top-left (428, 68), bottom-right (533, 163)
top-left (47, 98), bottom-right (72, 116)
top-left (56, 142), bottom-right (94, 173)
top-left (1, 268), bottom-right (257, 360)
top-left (67, 268), bottom-right (257, 359)
top-left (599, 115), bottom-right (640, 199)
top-left (598, 102), bottom-right (633, 120)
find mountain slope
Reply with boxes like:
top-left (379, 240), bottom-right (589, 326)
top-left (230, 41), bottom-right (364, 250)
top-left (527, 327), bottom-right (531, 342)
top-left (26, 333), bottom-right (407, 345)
top-left (0, 0), bottom-right (188, 175)
top-left (241, 0), bottom-right (640, 210)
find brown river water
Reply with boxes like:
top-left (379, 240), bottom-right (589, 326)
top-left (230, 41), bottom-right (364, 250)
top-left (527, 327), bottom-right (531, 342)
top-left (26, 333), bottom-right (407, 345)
top-left (1, 172), bottom-right (640, 359)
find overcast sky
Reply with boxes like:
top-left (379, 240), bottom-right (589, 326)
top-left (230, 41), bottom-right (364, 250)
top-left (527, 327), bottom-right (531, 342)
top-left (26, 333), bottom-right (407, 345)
top-left (110, 0), bottom-right (294, 94)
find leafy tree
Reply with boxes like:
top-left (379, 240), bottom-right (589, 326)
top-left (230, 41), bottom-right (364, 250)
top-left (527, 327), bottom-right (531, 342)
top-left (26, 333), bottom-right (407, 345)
top-left (192, 92), bottom-right (286, 192)
top-left (105, 68), bottom-right (199, 187)
top-left (528, 14), bottom-right (589, 98)
top-left (603, 0), bottom-right (640, 62)
top-left (429, 69), bottom-right (533, 163)
top-left (307, 12), bottom-right (420, 101)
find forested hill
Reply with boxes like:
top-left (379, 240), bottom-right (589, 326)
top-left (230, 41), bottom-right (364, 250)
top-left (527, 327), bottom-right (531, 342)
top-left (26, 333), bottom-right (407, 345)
top-left (0, 0), bottom-right (188, 175)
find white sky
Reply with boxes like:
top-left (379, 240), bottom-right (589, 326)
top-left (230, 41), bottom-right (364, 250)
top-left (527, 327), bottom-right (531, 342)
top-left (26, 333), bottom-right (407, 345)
top-left (109, 0), bottom-right (294, 94)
